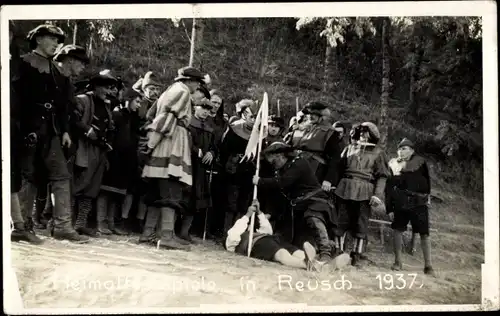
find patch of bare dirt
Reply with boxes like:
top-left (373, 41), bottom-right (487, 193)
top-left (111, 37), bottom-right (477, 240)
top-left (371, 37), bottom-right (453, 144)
top-left (10, 221), bottom-right (482, 308)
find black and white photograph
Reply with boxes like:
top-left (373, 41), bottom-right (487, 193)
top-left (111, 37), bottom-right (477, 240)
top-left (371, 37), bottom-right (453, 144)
top-left (1, 2), bottom-right (498, 313)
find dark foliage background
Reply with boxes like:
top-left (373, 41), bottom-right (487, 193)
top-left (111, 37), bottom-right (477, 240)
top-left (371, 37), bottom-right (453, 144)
top-left (9, 17), bottom-right (483, 197)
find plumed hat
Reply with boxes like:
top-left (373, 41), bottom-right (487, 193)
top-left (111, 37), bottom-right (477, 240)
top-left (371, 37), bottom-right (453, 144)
top-left (235, 99), bottom-right (259, 115)
top-left (174, 66), bottom-right (206, 83)
top-left (53, 44), bottom-right (89, 64)
top-left (398, 138), bottom-right (415, 149)
top-left (142, 71), bottom-right (161, 90)
top-left (27, 24), bottom-right (65, 47)
top-left (261, 142), bottom-right (295, 156)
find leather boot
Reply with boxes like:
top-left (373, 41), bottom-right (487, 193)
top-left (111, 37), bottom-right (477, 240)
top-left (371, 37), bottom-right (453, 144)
top-left (33, 196), bottom-right (48, 229)
top-left (306, 216), bottom-right (332, 263)
top-left (11, 222), bottom-right (44, 245)
top-left (179, 215), bottom-right (197, 244)
top-left (157, 207), bottom-right (190, 251)
top-left (96, 195), bottom-right (112, 235)
top-left (351, 238), bottom-right (364, 267)
top-left (51, 180), bottom-right (89, 243)
top-left (74, 197), bottom-right (97, 237)
top-left (139, 206), bottom-right (160, 243)
top-left (107, 198), bottom-right (127, 235)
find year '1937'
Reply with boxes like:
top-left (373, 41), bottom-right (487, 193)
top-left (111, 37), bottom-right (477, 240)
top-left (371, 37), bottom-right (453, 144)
top-left (376, 273), bottom-right (424, 290)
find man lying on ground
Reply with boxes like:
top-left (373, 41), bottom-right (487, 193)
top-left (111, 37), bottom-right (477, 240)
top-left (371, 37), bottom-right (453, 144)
top-left (225, 200), bottom-right (322, 271)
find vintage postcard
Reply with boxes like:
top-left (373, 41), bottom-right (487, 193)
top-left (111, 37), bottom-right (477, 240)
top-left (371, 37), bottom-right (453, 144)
top-left (1, 1), bottom-right (498, 313)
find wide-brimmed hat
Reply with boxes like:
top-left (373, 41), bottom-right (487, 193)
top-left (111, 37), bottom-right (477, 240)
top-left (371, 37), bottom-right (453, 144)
top-left (398, 138), bottom-right (415, 149)
top-left (235, 99), bottom-right (259, 115)
top-left (89, 70), bottom-right (119, 88)
top-left (141, 71), bottom-right (161, 90)
top-left (261, 142), bottom-right (295, 156)
top-left (27, 24), bottom-right (65, 47)
top-left (53, 44), bottom-right (89, 64)
top-left (360, 122), bottom-right (381, 142)
top-left (174, 66), bottom-right (206, 83)
top-left (303, 101), bottom-right (330, 117)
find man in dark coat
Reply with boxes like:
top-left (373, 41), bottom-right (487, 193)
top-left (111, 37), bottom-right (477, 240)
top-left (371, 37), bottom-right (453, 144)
top-left (32, 44), bottom-right (90, 229)
top-left (10, 25), bottom-right (44, 245)
top-left (286, 101), bottom-right (342, 194)
top-left (387, 138), bottom-right (435, 276)
top-left (218, 99), bottom-right (259, 236)
top-left (11, 24), bottom-right (88, 242)
top-left (252, 142), bottom-right (338, 263)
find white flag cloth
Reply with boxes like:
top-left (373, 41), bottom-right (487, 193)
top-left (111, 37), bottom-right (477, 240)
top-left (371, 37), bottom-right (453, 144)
top-left (240, 92), bottom-right (269, 162)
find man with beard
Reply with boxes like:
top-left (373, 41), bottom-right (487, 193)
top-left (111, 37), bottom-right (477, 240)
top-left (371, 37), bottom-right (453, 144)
top-left (132, 71), bottom-right (163, 234)
top-left (72, 71), bottom-right (117, 237)
top-left (218, 99), bottom-right (259, 236)
top-left (177, 86), bottom-right (216, 242)
top-left (252, 142), bottom-right (337, 264)
top-left (334, 122), bottom-right (390, 266)
top-left (140, 66), bottom-right (207, 250)
top-left (11, 24), bottom-right (88, 242)
top-left (32, 44), bottom-right (90, 230)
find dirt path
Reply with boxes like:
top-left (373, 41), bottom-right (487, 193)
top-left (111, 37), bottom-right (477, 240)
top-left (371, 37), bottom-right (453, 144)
top-left (10, 223), bottom-right (483, 308)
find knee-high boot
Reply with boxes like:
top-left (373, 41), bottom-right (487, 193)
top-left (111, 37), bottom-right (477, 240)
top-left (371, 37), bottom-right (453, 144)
top-left (179, 215), bottom-right (197, 244)
top-left (306, 216), bottom-right (332, 262)
top-left (51, 180), bottom-right (89, 242)
top-left (108, 197), bottom-right (127, 235)
top-left (96, 194), bottom-right (112, 235)
top-left (139, 206), bottom-right (161, 243)
top-left (158, 207), bottom-right (190, 251)
top-left (74, 197), bottom-right (97, 237)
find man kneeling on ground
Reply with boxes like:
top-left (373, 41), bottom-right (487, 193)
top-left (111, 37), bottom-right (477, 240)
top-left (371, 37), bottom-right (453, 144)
top-left (225, 200), bottom-right (322, 271)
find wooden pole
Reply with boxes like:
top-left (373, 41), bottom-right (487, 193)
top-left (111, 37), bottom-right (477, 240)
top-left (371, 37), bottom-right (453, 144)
top-left (277, 99), bottom-right (281, 117)
top-left (72, 22), bottom-right (78, 45)
top-left (295, 97), bottom-right (299, 115)
top-left (189, 18), bottom-right (197, 67)
top-left (247, 95), bottom-right (268, 257)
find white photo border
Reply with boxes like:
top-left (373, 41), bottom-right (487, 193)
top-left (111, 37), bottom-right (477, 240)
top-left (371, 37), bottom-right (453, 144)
top-left (1, 1), bottom-right (498, 313)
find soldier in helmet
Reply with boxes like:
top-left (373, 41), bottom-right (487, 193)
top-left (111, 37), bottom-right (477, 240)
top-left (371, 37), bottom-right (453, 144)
top-left (32, 44), bottom-right (90, 229)
top-left (11, 24), bottom-right (88, 242)
top-left (72, 71), bottom-right (117, 237)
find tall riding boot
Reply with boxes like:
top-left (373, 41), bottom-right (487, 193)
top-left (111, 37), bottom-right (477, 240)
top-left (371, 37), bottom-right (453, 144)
top-left (51, 180), bottom-right (89, 242)
top-left (351, 238), bottom-right (365, 267)
top-left (139, 206), bottom-right (160, 243)
top-left (74, 196), bottom-right (97, 237)
top-left (158, 207), bottom-right (190, 251)
top-left (11, 193), bottom-right (44, 245)
top-left (179, 215), bottom-right (197, 244)
top-left (96, 194), bottom-right (112, 235)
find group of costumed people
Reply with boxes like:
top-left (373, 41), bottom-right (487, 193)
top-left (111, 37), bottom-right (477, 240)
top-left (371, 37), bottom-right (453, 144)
top-left (9, 24), bottom-right (435, 276)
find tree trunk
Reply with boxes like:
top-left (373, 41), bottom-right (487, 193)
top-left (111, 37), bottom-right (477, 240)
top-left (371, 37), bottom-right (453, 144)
top-left (409, 41), bottom-right (424, 119)
top-left (323, 43), bottom-right (334, 92)
top-left (379, 17), bottom-right (391, 148)
top-left (189, 18), bottom-right (197, 67)
top-left (197, 19), bottom-right (204, 71)
top-left (73, 22), bottom-right (78, 45)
